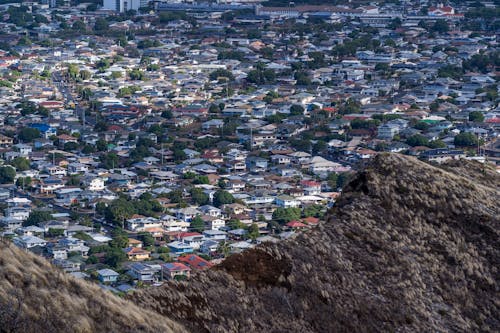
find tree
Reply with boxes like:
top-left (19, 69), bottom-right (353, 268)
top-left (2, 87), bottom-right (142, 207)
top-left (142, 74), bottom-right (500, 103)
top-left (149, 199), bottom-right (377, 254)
top-left (290, 104), bottom-right (305, 116)
top-left (217, 241), bottom-right (231, 257)
top-left (190, 188), bottom-right (209, 205)
top-left (72, 20), bottom-right (86, 31)
top-left (294, 71), bottom-right (311, 86)
top-left (454, 132), bottom-right (478, 147)
top-left (429, 140), bottom-right (447, 148)
top-left (336, 172), bottom-right (352, 189)
top-left (47, 228), bottom-right (64, 237)
top-left (105, 248), bottom-right (126, 268)
top-left (86, 255), bottom-right (99, 264)
top-left (0, 166), bottom-right (16, 184)
top-left (406, 134), bottom-right (429, 147)
top-left (128, 69), bottom-right (144, 81)
top-left (469, 111), bottom-right (485, 122)
top-left (110, 229), bottom-right (129, 248)
top-left (431, 19), bottom-right (449, 33)
top-left (213, 190), bottom-right (234, 207)
top-left (191, 215), bottom-right (205, 233)
top-left (10, 157), bottom-right (30, 171)
top-left (272, 207), bottom-right (301, 224)
top-left (303, 204), bottom-right (324, 218)
top-left (247, 223), bottom-right (260, 240)
top-left (138, 232), bottom-right (155, 247)
top-left (227, 218), bottom-right (244, 230)
top-left (94, 18), bottom-right (109, 32)
top-left (100, 153), bottom-right (119, 169)
top-left (18, 127), bottom-right (40, 142)
top-left (96, 139), bottom-right (107, 152)
top-left (79, 70), bottom-right (91, 80)
top-left (64, 142), bottom-right (78, 151)
top-left (16, 176), bottom-right (31, 189)
top-left (209, 69), bottom-right (234, 81)
top-left (24, 210), bottom-right (52, 227)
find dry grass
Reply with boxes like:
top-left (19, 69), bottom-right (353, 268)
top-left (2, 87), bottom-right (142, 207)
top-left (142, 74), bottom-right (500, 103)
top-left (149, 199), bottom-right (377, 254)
top-left (0, 239), bottom-right (186, 333)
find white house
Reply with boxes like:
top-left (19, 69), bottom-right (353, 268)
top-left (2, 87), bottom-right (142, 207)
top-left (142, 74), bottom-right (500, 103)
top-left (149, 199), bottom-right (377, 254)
top-left (13, 235), bottom-right (47, 249)
top-left (275, 195), bottom-right (301, 208)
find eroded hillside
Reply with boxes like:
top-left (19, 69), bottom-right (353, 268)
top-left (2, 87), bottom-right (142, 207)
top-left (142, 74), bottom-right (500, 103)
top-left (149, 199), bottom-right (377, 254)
top-left (132, 154), bottom-right (499, 332)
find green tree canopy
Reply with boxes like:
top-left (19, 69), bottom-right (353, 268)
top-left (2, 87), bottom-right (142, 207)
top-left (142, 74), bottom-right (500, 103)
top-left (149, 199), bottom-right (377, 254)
top-left (0, 166), bottom-right (16, 184)
top-left (191, 215), bottom-right (205, 233)
top-left (213, 190), bottom-right (234, 207)
top-left (10, 157), bottom-right (30, 171)
top-left (469, 111), bottom-right (485, 122)
top-left (272, 207), bottom-right (301, 224)
top-left (24, 210), bottom-right (53, 227)
top-left (454, 132), bottom-right (478, 147)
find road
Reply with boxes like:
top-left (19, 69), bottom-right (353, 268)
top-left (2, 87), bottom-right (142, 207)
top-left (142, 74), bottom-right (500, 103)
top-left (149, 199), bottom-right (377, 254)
top-left (51, 71), bottom-right (96, 127)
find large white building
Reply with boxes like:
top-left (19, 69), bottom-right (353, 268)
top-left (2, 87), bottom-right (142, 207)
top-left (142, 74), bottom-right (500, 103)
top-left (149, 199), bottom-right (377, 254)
top-left (102, 0), bottom-right (148, 12)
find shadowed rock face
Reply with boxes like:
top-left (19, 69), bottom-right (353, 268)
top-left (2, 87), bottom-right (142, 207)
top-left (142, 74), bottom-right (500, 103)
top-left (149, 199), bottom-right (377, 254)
top-left (133, 154), bottom-right (499, 333)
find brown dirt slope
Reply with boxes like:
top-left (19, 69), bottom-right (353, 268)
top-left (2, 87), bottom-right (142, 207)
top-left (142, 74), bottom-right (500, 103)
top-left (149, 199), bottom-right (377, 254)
top-left (0, 240), bottom-right (186, 333)
top-left (133, 153), bottom-right (499, 332)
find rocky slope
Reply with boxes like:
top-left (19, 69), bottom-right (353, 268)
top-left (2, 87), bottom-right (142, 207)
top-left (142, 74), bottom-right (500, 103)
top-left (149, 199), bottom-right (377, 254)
top-left (0, 240), bottom-right (186, 333)
top-left (132, 154), bottom-right (499, 332)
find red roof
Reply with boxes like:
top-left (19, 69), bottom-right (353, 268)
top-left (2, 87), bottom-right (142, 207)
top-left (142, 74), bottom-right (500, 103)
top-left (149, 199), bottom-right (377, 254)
top-left (57, 134), bottom-right (77, 140)
top-left (178, 254), bottom-right (213, 270)
top-left (286, 221), bottom-right (308, 228)
top-left (165, 231), bottom-right (202, 240)
top-left (302, 217), bottom-right (320, 225)
top-left (301, 180), bottom-right (321, 187)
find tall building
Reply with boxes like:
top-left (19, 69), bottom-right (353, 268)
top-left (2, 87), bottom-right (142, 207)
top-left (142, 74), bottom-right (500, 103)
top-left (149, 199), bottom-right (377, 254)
top-left (102, 0), bottom-right (147, 12)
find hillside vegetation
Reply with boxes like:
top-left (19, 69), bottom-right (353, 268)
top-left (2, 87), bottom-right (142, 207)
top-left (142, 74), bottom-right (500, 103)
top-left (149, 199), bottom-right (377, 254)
top-left (0, 240), bottom-right (186, 333)
top-left (132, 154), bottom-right (499, 332)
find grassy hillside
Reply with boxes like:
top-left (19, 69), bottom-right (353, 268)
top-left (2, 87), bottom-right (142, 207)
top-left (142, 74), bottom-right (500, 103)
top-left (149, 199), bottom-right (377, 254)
top-left (0, 240), bottom-right (186, 333)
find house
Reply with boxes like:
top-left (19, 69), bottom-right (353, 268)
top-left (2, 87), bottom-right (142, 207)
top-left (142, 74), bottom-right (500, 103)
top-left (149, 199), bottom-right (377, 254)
top-left (275, 195), bottom-right (301, 208)
top-left (420, 149), bottom-right (465, 163)
top-left (202, 229), bottom-right (227, 241)
top-left (128, 263), bottom-right (161, 283)
top-left (87, 178), bottom-right (105, 191)
top-left (246, 156), bottom-right (268, 172)
top-left (0, 133), bottom-right (14, 147)
top-left (270, 154), bottom-right (292, 165)
top-left (200, 240), bottom-right (219, 254)
top-left (57, 134), bottom-right (78, 146)
top-left (53, 259), bottom-right (81, 273)
top-left (377, 123), bottom-right (399, 140)
top-left (286, 220), bottom-right (309, 229)
top-left (167, 241), bottom-right (194, 254)
top-left (181, 234), bottom-right (205, 250)
top-left (97, 268), bottom-right (119, 283)
top-left (201, 215), bottom-right (225, 231)
top-left (67, 163), bottom-right (89, 175)
top-left (178, 254), bottom-right (213, 270)
top-left (126, 216), bottom-right (162, 231)
top-left (123, 247), bottom-right (151, 261)
top-left (13, 235), bottom-right (47, 249)
top-left (161, 262), bottom-right (191, 280)
top-left (176, 207), bottom-right (200, 222)
top-left (198, 205), bottom-right (222, 217)
top-left (127, 238), bottom-right (143, 248)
